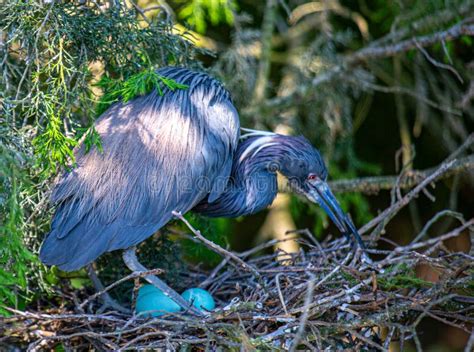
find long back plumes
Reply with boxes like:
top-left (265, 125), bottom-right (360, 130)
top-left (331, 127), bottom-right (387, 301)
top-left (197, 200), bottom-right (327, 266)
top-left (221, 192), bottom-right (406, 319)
top-left (40, 67), bottom-right (240, 271)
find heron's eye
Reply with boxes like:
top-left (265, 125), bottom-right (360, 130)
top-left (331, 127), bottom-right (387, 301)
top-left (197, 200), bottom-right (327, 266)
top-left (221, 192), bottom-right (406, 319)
top-left (307, 174), bottom-right (318, 181)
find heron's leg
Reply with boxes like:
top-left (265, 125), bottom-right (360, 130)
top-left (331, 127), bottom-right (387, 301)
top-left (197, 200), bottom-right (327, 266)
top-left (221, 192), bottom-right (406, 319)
top-left (122, 247), bottom-right (204, 316)
top-left (86, 264), bottom-right (130, 314)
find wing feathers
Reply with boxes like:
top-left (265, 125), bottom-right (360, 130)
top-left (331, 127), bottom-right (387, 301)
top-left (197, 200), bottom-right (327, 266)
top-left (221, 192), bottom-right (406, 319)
top-left (40, 67), bottom-right (240, 271)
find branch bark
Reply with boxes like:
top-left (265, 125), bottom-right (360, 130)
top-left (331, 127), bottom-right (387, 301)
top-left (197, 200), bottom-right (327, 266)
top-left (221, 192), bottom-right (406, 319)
top-left (348, 22), bottom-right (474, 64)
top-left (328, 155), bottom-right (474, 194)
top-left (244, 21), bottom-right (474, 116)
top-left (252, 0), bottom-right (277, 105)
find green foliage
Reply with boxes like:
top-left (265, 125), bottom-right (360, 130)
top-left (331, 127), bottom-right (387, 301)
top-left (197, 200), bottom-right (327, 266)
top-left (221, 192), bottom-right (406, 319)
top-left (178, 0), bottom-right (237, 33)
top-left (377, 264), bottom-right (432, 290)
top-left (32, 114), bottom-right (77, 176)
top-left (95, 68), bottom-right (189, 116)
top-left (0, 0), bottom-right (202, 315)
top-left (0, 131), bottom-right (36, 316)
top-left (1, 0), bottom-right (201, 174)
top-left (180, 215), bottom-right (230, 267)
top-left (78, 126), bottom-right (103, 154)
top-left (341, 263), bottom-right (432, 291)
top-left (378, 273), bottom-right (432, 290)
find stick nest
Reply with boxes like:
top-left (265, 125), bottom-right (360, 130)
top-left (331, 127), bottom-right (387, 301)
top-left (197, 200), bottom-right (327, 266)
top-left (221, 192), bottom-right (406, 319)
top-left (2, 227), bottom-right (473, 351)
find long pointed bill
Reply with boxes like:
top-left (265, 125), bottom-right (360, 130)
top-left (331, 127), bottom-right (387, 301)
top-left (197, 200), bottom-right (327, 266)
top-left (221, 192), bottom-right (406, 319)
top-left (306, 180), bottom-right (365, 249)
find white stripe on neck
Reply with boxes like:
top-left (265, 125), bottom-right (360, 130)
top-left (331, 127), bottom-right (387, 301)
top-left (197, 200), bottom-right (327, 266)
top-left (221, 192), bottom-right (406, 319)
top-left (240, 128), bottom-right (276, 140)
top-left (239, 136), bottom-right (277, 163)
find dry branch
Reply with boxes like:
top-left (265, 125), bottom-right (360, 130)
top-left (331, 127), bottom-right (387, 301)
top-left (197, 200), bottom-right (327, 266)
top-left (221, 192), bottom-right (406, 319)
top-left (348, 22), bottom-right (474, 64)
top-left (331, 132), bottom-right (474, 195)
top-left (329, 154), bottom-right (474, 194)
top-left (2, 227), bottom-right (472, 350)
top-left (244, 20), bottom-right (474, 115)
top-left (2, 204), bottom-right (473, 350)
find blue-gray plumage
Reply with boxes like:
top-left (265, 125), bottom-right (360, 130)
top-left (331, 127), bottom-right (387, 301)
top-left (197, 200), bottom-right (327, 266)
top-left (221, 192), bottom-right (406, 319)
top-left (40, 66), bottom-right (364, 273)
top-left (194, 134), bottom-right (327, 217)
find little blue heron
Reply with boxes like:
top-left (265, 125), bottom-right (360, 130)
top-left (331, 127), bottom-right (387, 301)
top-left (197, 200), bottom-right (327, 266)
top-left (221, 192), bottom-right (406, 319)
top-left (40, 67), bottom-right (365, 314)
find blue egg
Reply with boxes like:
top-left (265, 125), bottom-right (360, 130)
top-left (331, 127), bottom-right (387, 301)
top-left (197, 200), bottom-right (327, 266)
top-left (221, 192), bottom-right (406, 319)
top-left (135, 285), bottom-right (182, 317)
top-left (181, 288), bottom-right (216, 311)
top-left (137, 284), bottom-right (162, 298)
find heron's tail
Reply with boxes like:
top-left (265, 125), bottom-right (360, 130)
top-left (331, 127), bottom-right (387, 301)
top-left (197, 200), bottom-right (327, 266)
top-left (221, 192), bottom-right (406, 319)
top-left (39, 222), bottom-right (113, 272)
top-left (39, 208), bottom-right (163, 272)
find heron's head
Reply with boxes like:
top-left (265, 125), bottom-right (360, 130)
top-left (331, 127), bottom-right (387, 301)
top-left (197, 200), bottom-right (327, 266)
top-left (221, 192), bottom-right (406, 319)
top-left (275, 136), bottom-right (363, 247)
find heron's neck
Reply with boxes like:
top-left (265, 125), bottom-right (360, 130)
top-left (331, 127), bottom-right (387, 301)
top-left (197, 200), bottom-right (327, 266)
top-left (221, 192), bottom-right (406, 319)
top-left (194, 135), bottom-right (288, 218)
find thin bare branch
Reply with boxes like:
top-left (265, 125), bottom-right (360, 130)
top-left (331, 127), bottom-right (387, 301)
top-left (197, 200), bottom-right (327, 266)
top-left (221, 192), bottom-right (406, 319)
top-left (329, 155), bottom-right (474, 194)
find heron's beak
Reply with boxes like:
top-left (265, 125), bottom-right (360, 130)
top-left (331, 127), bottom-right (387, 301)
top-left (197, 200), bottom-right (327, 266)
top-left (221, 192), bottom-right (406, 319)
top-left (305, 180), bottom-right (365, 249)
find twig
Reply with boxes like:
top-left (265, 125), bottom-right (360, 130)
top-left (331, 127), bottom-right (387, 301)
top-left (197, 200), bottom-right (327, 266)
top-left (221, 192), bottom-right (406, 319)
top-left (286, 228), bottom-right (329, 262)
top-left (129, 0), bottom-right (151, 25)
top-left (198, 257), bottom-right (230, 289)
top-left (329, 155), bottom-right (474, 194)
top-left (289, 274), bottom-right (315, 352)
top-left (359, 159), bottom-right (457, 235)
top-left (172, 211), bottom-right (261, 279)
top-left (352, 78), bottom-right (462, 115)
top-left (275, 273), bottom-right (289, 316)
top-left (415, 40), bottom-right (463, 83)
top-left (244, 22), bottom-right (474, 115)
top-left (80, 267), bottom-right (163, 311)
top-left (411, 210), bottom-right (464, 244)
top-left (393, 219), bottom-right (474, 253)
top-left (348, 329), bottom-right (387, 351)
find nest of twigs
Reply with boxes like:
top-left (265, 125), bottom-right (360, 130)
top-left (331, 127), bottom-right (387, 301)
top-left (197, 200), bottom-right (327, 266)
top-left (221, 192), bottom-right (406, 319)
top-left (2, 222), bottom-right (473, 351)
top-left (3, 141), bottom-right (474, 351)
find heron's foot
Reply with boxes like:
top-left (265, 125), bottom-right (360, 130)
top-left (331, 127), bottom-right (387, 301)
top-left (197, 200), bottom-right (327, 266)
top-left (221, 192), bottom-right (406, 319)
top-left (86, 265), bottom-right (131, 314)
top-left (122, 247), bottom-right (204, 317)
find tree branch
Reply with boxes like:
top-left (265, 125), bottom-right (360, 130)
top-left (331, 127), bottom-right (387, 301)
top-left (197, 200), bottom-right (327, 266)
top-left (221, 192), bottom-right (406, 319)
top-left (171, 211), bottom-right (261, 280)
top-left (244, 21), bottom-right (474, 115)
top-left (369, 0), bottom-right (474, 47)
top-left (329, 155), bottom-right (474, 194)
top-left (348, 22), bottom-right (474, 64)
top-left (252, 0), bottom-right (277, 105)
top-left (358, 159), bottom-right (457, 235)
